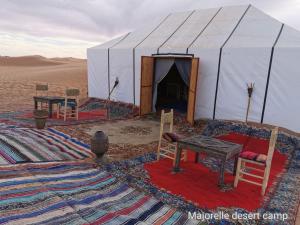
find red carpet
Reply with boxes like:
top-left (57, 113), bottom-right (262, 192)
top-left (144, 133), bottom-right (288, 211)
top-left (18, 109), bottom-right (107, 120)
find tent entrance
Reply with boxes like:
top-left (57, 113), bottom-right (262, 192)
top-left (140, 56), bottom-right (199, 125)
top-left (155, 63), bottom-right (188, 113)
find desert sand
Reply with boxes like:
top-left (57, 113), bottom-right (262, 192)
top-left (0, 55), bottom-right (88, 112)
top-left (87, 119), bottom-right (161, 145)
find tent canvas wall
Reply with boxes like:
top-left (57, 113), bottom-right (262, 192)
top-left (87, 4), bottom-right (300, 133)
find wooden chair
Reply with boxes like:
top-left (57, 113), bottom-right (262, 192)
top-left (157, 109), bottom-right (187, 165)
top-left (57, 88), bottom-right (80, 121)
top-left (234, 127), bottom-right (279, 195)
top-left (35, 83), bottom-right (48, 110)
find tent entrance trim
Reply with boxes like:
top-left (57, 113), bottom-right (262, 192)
top-left (152, 53), bottom-right (194, 58)
top-left (140, 56), bottom-right (199, 125)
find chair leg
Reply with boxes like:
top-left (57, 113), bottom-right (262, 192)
top-left (64, 108), bottom-right (67, 121)
top-left (261, 186), bottom-right (266, 196)
top-left (183, 149), bottom-right (188, 162)
top-left (57, 105), bottom-right (60, 119)
top-left (157, 141), bottom-right (161, 161)
top-left (261, 167), bottom-right (270, 196)
top-left (173, 145), bottom-right (178, 167)
top-left (76, 106), bottom-right (79, 120)
top-left (240, 161), bottom-right (246, 178)
top-left (234, 158), bottom-right (242, 188)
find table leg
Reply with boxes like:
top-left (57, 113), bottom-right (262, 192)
top-left (71, 105), bottom-right (76, 117)
top-left (194, 152), bottom-right (199, 163)
top-left (173, 145), bottom-right (182, 173)
top-left (233, 155), bottom-right (239, 175)
top-left (48, 101), bottom-right (52, 118)
top-left (218, 159), bottom-right (226, 187)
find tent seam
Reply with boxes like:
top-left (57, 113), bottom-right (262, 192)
top-left (157, 10), bottom-right (195, 54)
top-left (213, 4), bottom-right (251, 120)
top-left (261, 23), bottom-right (285, 123)
top-left (186, 7), bottom-right (223, 53)
top-left (133, 14), bottom-right (171, 105)
top-left (107, 33), bottom-right (131, 99)
top-left (134, 14), bottom-right (171, 49)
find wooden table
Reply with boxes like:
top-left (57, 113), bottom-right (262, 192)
top-left (173, 135), bottom-right (242, 188)
top-left (33, 96), bottom-right (68, 118)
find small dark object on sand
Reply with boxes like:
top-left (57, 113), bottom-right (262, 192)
top-left (91, 131), bottom-right (109, 158)
top-left (33, 109), bottom-right (48, 129)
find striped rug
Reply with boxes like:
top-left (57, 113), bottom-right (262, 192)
top-left (0, 126), bottom-right (94, 164)
top-left (0, 162), bottom-right (196, 225)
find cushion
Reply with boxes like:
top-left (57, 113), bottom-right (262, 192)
top-left (256, 154), bottom-right (267, 163)
top-left (239, 151), bottom-right (259, 160)
top-left (239, 151), bottom-right (267, 163)
top-left (162, 132), bottom-right (180, 142)
top-left (58, 100), bottom-right (77, 107)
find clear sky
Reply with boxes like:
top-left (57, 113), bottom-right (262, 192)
top-left (0, 0), bottom-right (299, 58)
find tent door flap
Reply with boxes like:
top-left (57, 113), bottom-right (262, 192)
top-left (140, 56), bottom-right (154, 115)
top-left (187, 58), bottom-right (199, 125)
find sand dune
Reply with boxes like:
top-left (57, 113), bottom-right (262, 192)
top-left (0, 55), bottom-right (67, 66)
top-left (0, 55), bottom-right (88, 112)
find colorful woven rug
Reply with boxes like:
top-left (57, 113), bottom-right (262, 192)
top-left (0, 98), bottom-right (139, 127)
top-left (18, 109), bottom-right (108, 120)
top-left (0, 162), bottom-right (196, 225)
top-left (0, 126), bottom-right (94, 164)
top-left (144, 133), bottom-right (288, 211)
top-left (104, 121), bottom-right (300, 225)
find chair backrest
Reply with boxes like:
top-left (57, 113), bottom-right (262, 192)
top-left (66, 88), bottom-right (80, 97)
top-left (35, 84), bottom-right (48, 96)
top-left (159, 109), bottom-right (174, 138)
top-left (64, 88), bottom-right (80, 105)
top-left (266, 127), bottom-right (279, 164)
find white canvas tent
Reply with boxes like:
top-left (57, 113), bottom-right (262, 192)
top-left (87, 5), bottom-right (300, 132)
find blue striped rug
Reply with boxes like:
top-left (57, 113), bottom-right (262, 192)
top-left (0, 162), bottom-right (196, 224)
top-left (0, 126), bottom-right (94, 164)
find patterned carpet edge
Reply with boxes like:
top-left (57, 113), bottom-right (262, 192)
top-left (0, 124), bottom-right (95, 165)
top-left (102, 120), bottom-right (300, 225)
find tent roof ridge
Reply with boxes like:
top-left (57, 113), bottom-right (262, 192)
top-left (91, 4), bottom-right (300, 50)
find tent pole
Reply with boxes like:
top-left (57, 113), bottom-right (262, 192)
top-left (246, 97), bottom-right (251, 123)
top-left (245, 83), bottom-right (254, 123)
top-left (105, 77), bottom-right (119, 120)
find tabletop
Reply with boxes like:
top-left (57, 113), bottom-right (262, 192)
top-left (178, 135), bottom-right (242, 158)
top-left (33, 96), bottom-right (65, 101)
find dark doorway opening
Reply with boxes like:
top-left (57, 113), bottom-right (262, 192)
top-left (155, 64), bottom-right (188, 113)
